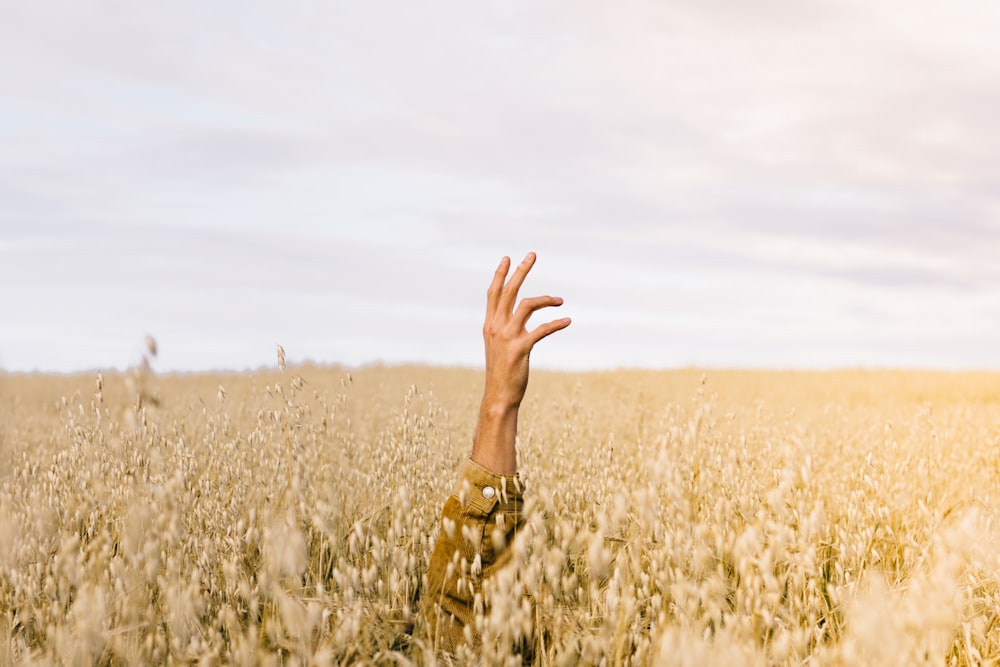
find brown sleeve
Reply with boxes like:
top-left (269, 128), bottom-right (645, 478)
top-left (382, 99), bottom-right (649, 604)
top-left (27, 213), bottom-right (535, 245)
top-left (421, 459), bottom-right (525, 652)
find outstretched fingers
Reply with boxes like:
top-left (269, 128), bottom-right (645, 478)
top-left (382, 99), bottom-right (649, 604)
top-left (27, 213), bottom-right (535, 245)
top-left (497, 252), bottom-right (536, 314)
top-left (486, 256), bottom-right (511, 318)
top-left (529, 316), bottom-right (572, 344)
top-left (513, 295), bottom-right (564, 329)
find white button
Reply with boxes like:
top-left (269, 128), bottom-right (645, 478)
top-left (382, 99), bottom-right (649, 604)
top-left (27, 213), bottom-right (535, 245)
top-left (482, 486), bottom-right (495, 499)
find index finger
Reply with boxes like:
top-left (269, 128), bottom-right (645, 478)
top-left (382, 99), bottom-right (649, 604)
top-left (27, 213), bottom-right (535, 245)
top-left (486, 256), bottom-right (511, 317)
top-left (498, 251), bottom-right (536, 314)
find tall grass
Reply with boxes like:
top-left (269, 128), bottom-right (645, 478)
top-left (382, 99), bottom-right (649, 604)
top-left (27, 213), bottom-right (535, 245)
top-left (3, 365), bottom-right (1000, 664)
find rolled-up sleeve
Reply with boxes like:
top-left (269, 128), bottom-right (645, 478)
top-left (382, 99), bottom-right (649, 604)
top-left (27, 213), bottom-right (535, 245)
top-left (422, 459), bottom-right (525, 651)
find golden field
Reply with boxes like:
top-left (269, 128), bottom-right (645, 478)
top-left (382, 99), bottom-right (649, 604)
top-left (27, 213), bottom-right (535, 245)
top-left (4, 365), bottom-right (1000, 665)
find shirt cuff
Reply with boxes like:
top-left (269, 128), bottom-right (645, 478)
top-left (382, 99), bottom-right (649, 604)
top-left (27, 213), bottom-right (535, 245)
top-left (453, 458), bottom-right (524, 515)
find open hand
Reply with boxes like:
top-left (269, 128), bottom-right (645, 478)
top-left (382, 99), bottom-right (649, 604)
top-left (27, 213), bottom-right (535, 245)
top-left (472, 252), bottom-right (571, 473)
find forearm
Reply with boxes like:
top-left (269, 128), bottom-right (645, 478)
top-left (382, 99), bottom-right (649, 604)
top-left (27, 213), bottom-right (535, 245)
top-left (470, 401), bottom-right (519, 475)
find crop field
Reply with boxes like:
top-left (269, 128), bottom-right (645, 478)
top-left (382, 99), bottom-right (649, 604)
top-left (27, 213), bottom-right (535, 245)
top-left (4, 365), bottom-right (1000, 665)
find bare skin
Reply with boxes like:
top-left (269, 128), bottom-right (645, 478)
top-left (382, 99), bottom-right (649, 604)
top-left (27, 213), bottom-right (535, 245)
top-left (470, 252), bottom-right (571, 475)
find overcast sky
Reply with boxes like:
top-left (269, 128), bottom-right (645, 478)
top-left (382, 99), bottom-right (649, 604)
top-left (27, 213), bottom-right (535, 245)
top-left (3, 0), bottom-right (1000, 373)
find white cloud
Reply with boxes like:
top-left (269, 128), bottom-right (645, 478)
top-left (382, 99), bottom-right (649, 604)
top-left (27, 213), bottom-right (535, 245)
top-left (3, 0), bottom-right (1000, 371)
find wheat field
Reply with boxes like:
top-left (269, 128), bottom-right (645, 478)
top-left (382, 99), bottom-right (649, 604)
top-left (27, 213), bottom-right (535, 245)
top-left (3, 364), bottom-right (1000, 665)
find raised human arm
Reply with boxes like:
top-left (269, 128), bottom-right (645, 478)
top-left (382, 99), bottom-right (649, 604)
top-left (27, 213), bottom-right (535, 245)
top-left (421, 252), bottom-right (570, 652)
top-left (471, 252), bottom-right (571, 474)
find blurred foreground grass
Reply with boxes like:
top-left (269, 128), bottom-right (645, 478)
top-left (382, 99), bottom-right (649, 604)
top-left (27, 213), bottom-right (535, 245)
top-left (3, 366), bottom-right (1000, 665)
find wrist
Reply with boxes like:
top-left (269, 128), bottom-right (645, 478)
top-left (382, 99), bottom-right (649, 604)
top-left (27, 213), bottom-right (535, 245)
top-left (479, 399), bottom-right (520, 421)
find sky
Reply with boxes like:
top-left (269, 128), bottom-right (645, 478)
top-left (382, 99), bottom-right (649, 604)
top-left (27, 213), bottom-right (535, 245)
top-left (3, 0), bottom-right (1000, 373)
